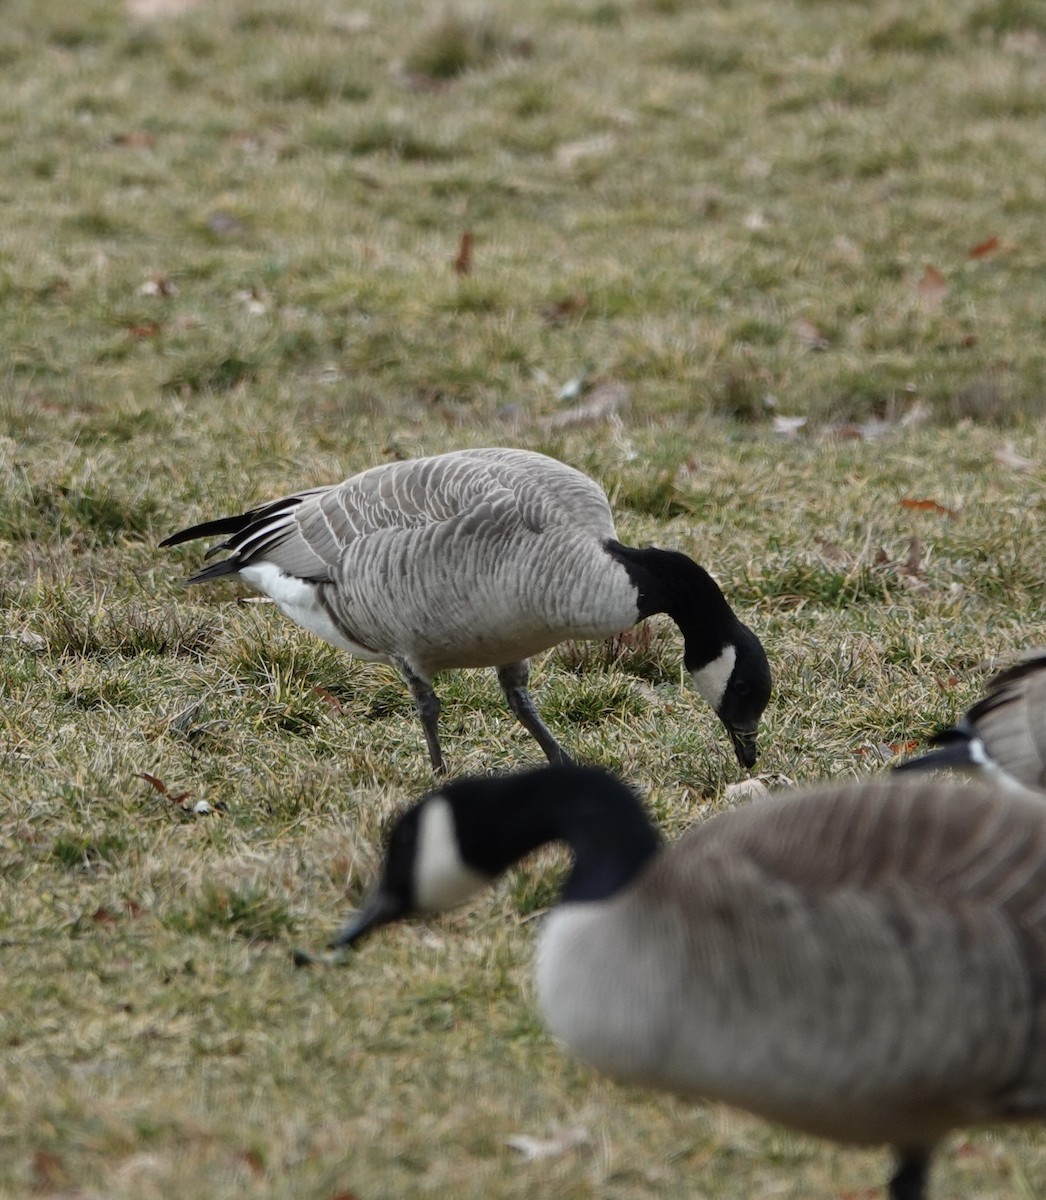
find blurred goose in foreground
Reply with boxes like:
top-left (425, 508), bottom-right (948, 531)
top-left (335, 763), bottom-right (1046, 1200)
top-left (161, 448), bottom-right (770, 773)
top-left (894, 649), bottom-right (1046, 795)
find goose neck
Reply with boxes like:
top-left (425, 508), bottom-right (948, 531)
top-left (452, 766), bottom-right (663, 905)
top-left (604, 541), bottom-right (739, 665)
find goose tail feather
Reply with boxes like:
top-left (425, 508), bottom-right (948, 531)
top-left (183, 557), bottom-right (243, 586)
top-left (159, 512), bottom-right (256, 549)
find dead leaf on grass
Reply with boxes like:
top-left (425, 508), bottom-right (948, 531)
top-left (794, 317), bottom-right (829, 350)
top-left (556, 365), bottom-right (592, 401)
top-left (771, 414), bottom-right (807, 439)
top-left (314, 685), bottom-right (345, 714)
top-left (820, 417), bottom-right (894, 442)
top-left (112, 130), bottom-right (157, 149)
top-left (453, 230), bottom-right (473, 276)
top-left (31, 1149), bottom-right (70, 1192)
top-left (237, 1150), bottom-right (265, 1178)
top-left (856, 742), bottom-right (904, 763)
top-left (138, 275), bottom-right (177, 298)
top-left (555, 134), bottom-right (615, 169)
top-left (968, 236), bottom-right (1001, 259)
top-left (813, 536), bottom-right (852, 566)
top-left (952, 1138), bottom-right (1003, 1162)
top-left (548, 381), bottom-right (629, 428)
top-left (127, 321), bottom-right (161, 339)
top-left (899, 535), bottom-right (925, 578)
top-left (899, 497), bottom-right (958, 519)
top-left (540, 293), bottom-right (588, 325)
top-left (6, 629), bottom-right (46, 651)
top-left (135, 772), bottom-right (190, 806)
top-left (898, 398), bottom-right (931, 428)
top-left (723, 778), bottom-right (770, 804)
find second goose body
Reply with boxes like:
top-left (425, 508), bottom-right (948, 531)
top-left (161, 448), bottom-right (770, 772)
top-left (896, 649), bottom-right (1046, 795)
top-left (337, 764), bottom-right (1046, 1199)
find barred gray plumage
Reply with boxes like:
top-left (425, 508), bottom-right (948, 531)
top-left (161, 448), bottom-right (770, 772)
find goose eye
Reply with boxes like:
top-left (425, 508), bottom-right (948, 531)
top-left (733, 680), bottom-right (750, 698)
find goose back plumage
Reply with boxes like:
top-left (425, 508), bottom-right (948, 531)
top-left (170, 449), bottom-right (632, 671)
top-left (538, 778), bottom-right (1046, 1147)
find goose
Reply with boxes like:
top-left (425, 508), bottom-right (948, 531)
top-left (894, 649), bottom-right (1046, 796)
top-left (160, 447), bottom-right (770, 773)
top-left (334, 763), bottom-right (1046, 1199)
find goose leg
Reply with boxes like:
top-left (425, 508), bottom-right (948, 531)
top-left (888, 1148), bottom-right (930, 1200)
top-left (497, 661), bottom-right (572, 765)
top-left (394, 658), bottom-right (446, 774)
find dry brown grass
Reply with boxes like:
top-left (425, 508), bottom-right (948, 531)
top-left (2, 0), bottom-right (1046, 1196)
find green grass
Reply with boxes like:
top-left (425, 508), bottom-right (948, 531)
top-left (2, 0), bottom-right (1046, 1196)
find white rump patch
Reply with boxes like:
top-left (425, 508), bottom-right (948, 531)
top-left (690, 644), bottom-right (737, 710)
top-left (415, 798), bottom-right (488, 912)
top-left (239, 562), bottom-right (385, 661)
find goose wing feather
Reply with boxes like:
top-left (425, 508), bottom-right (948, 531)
top-left (172, 448), bottom-right (616, 584)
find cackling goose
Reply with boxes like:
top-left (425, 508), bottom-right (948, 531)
top-left (161, 448), bottom-right (770, 772)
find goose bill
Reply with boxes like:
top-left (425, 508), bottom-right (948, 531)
top-left (729, 727), bottom-right (758, 770)
top-left (330, 887), bottom-right (402, 948)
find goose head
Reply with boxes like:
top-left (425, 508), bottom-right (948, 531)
top-left (602, 542), bottom-right (772, 771)
top-left (688, 622), bottom-right (772, 769)
top-left (333, 766), bottom-right (661, 948)
top-left (334, 794), bottom-right (489, 946)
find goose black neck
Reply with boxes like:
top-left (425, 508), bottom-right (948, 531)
top-left (448, 765), bottom-right (662, 905)
top-left (605, 540), bottom-right (740, 667)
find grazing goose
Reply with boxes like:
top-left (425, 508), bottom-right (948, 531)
top-left (334, 763), bottom-right (1046, 1200)
top-left (160, 448), bottom-right (770, 772)
top-left (895, 649), bottom-right (1046, 795)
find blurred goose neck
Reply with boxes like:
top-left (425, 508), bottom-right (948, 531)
top-left (452, 766), bottom-right (663, 904)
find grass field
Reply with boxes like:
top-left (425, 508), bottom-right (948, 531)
top-left (2, 0), bottom-right (1046, 1196)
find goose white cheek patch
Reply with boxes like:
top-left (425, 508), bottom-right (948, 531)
top-left (415, 798), bottom-right (488, 912)
top-left (690, 644), bottom-right (737, 711)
